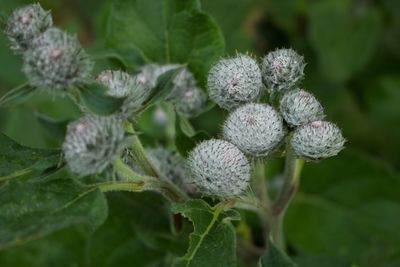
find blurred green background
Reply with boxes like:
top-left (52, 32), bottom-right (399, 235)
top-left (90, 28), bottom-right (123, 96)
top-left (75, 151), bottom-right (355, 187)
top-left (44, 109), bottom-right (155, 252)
top-left (0, 0), bottom-right (399, 266)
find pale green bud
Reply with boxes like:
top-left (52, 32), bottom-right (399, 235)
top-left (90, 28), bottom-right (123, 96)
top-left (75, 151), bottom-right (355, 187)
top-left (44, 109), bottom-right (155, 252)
top-left (223, 103), bottom-right (285, 157)
top-left (188, 139), bottom-right (251, 197)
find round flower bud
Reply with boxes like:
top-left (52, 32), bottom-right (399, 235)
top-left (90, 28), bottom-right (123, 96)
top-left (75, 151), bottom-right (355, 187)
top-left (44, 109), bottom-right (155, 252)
top-left (188, 139), bottom-right (250, 197)
top-left (261, 48), bottom-right (305, 93)
top-left (63, 114), bottom-right (125, 176)
top-left (291, 120), bottom-right (345, 160)
top-left (5, 3), bottom-right (52, 53)
top-left (223, 103), bottom-right (285, 157)
top-left (22, 27), bottom-right (93, 94)
top-left (279, 88), bottom-right (324, 127)
top-left (207, 54), bottom-right (262, 110)
top-left (146, 148), bottom-right (188, 187)
top-left (96, 70), bottom-right (151, 117)
top-left (175, 87), bottom-right (207, 118)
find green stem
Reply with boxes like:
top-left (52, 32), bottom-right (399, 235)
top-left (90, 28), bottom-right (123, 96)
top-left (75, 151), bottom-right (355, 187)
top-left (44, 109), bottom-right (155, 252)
top-left (125, 123), bottom-right (189, 202)
top-left (251, 161), bottom-right (272, 238)
top-left (270, 143), bottom-right (304, 249)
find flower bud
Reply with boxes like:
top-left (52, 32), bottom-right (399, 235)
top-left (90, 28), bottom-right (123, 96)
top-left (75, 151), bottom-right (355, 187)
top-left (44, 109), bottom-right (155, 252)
top-left (63, 114), bottom-right (125, 176)
top-left (291, 120), bottom-right (345, 160)
top-left (96, 70), bottom-right (151, 117)
top-left (175, 87), bottom-right (207, 118)
top-left (22, 27), bottom-right (93, 94)
top-left (207, 54), bottom-right (262, 110)
top-left (188, 139), bottom-right (250, 197)
top-left (5, 3), bottom-right (52, 53)
top-left (261, 48), bottom-right (305, 93)
top-left (279, 88), bottom-right (324, 127)
top-left (223, 103), bottom-right (285, 157)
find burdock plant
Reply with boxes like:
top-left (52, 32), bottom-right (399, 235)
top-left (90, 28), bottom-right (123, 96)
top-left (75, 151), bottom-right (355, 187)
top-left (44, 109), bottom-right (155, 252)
top-left (0, 3), bottom-right (345, 267)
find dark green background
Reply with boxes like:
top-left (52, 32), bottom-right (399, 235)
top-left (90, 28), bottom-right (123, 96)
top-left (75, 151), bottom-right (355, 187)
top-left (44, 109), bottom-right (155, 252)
top-left (0, 0), bottom-right (399, 266)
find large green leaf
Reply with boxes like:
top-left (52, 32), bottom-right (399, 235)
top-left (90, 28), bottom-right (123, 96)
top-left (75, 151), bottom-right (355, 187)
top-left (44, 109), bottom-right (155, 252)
top-left (0, 83), bottom-right (35, 108)
top-left (171, 199), bottom-right (240, 267)
top-left (105, 0), bottom-right (225, 84)
top-left (309, 0), bottom-right (381, 83)
top-left (0, 133), bottom-right (60, 181)
top-left (0, 170), bottom-right (108, 250)
top-left (285, 149), bottom-right (400, 266)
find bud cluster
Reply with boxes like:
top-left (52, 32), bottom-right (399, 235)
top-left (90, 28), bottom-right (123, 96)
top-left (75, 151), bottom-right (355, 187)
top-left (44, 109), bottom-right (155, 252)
top-left (5, 4), bottom-right (93, 94)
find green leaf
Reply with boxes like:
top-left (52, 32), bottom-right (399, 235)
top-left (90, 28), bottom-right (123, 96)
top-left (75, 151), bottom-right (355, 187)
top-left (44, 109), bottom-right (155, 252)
top-left (309, 0), bottom-right (381, 83)
top-left (36, 113), bottom-right (70, 142)
top-left (0, 133), bottom-right (60, 181)
top-left (137, 67), bottom-right (183, 113)
top-left (0, 83), bottom-right (35, 108)
top-left (0, 170), bottom-right (108, 250)
top-left (285, 149), bottom-right (400, 266)
top-left (259, 240), bottom-right (297, 267)
top-left (179, 115), bottom-right (196, 137)
top-left (105, 0), bottom-right (225, 84)
top-left (171, 199), bottom-right (240, 267)
top-left (79, 82), bottom-right (125, 116)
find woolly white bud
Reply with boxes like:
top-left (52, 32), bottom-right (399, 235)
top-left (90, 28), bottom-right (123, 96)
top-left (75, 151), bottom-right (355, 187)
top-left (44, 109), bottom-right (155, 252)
top-left (146, 148), bottom-right (188, 187)
top-left (175, 87), bottom-right (207, 118)
top-left (188, 139), bottom-right (250, 197)
top-left (22, 27), bottom-right (93, 94)
top-left (261, 48), bottom-right (305, 93)
top-left (96, 70), bottom-right (151, 117)
top-left (291, 121), bottom-right (345, 160)
top-left (5, 3), bottom-right (52, 53)
top-left (207, 54), bottom-right (262, 110)
top-left (279, 88), bottom-right (324, 127)
top-left (63, 114), bottom-right (125, 176)
top-left (223, 103), bottom-right (285, 157)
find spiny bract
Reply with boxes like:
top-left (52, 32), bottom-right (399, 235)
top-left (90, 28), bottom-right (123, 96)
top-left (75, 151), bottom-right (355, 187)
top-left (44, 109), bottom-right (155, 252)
top-left (63, 114), bottom-right (125, 176)
top-left (4, 3), bottom-right (52, 53)
top-left (279, 88), bottom-right (324, 127)
top-left (22, 27), bottom-right (93, 94)
top-left (261, 48), bottom-right (305, 93)
top-left (96, 70), bottom-right (151, 117)
top-left (207, 54), bottom-right (262, 110)
top-left (223, 103), bottom-right (285, 157)
top-left (188, 139), bottom-right (250, 197)
top-left (291, 120), bottom-right (345, 160)
top-left (175, 86), bottom-right (207, 118)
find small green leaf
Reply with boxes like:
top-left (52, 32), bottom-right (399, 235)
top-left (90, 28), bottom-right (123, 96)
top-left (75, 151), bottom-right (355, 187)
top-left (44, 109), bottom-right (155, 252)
top-left (0, 133), bottom-right (60, 181)
top-left (179, 115), bottom-right (196, 137)
top-left (79, 82), bottom-right (125, 116)
top-left (0, 170), bottom-right (108, 250)
top-left (137, 67), bottom-right (183, 113)
top-left (259, 240), bottom-right (297, 267)
top-left (171, 199), bottom-right (240, 267)
top-left (0, 83), bottom-right (35, 107)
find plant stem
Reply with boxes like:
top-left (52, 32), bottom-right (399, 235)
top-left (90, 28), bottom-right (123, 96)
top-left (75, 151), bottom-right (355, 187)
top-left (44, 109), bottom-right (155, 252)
top-left (124, 123), bottom-right (189, 202)
top-left (270, 142), bottom-right (304, 249)
top-left (251, 161), bottom-right (272, 238)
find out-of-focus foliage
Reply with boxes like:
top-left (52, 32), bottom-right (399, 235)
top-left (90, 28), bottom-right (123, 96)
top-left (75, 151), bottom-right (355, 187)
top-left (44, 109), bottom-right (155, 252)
top-left (0, 0), bottom-right (399, 266)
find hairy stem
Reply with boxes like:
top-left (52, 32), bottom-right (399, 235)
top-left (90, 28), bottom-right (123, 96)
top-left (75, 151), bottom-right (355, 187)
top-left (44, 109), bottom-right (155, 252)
top-left (270, 143), bottom-right (304, 249)
top-left (125, 123), bottom-right (189, 202)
